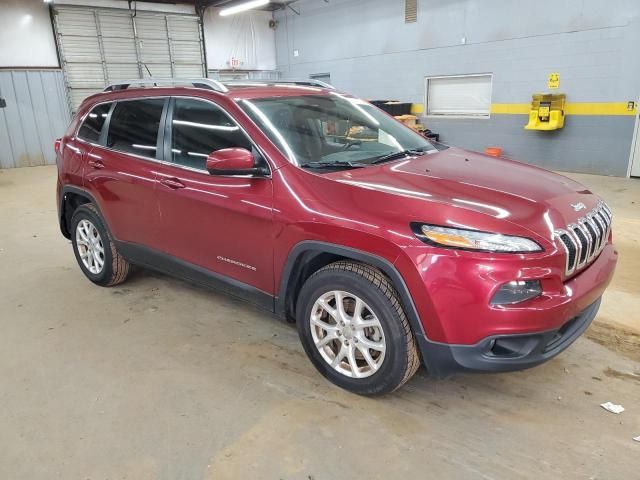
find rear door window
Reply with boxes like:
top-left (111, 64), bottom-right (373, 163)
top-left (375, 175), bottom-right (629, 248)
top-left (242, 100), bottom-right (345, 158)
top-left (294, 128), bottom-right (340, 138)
top-left (106, 98), bottom-right (166, 158)
top-left (78, 103), bottom-right (112, 144)
top-left (170, 98), bottom-right (252, 171)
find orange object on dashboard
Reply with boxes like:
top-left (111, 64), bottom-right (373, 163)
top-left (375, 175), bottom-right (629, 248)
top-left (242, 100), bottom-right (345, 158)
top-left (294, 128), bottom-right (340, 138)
top-left (485, 147), bottom-right (503, 157)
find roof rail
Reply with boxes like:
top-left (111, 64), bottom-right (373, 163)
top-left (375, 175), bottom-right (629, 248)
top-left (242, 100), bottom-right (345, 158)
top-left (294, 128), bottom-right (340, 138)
top-left (224, 79), bottom-right (336, 90)
top-left (289, 79), bottom-right (335, 89)
top-left (103, 78), bottom-right (228, 93)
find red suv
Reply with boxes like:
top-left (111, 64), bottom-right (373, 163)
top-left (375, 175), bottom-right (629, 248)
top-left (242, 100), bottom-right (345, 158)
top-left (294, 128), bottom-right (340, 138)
top-left (56, 78), bottom-right (617, 395)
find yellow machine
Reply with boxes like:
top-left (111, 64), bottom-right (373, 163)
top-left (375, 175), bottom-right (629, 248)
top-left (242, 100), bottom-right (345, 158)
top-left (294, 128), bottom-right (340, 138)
top-left (524, 93), bottom-right (566, 130)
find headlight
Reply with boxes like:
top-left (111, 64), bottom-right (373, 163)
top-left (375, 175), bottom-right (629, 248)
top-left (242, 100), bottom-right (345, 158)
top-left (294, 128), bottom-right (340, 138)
top-left (411, 223), bottom-right (542, 253)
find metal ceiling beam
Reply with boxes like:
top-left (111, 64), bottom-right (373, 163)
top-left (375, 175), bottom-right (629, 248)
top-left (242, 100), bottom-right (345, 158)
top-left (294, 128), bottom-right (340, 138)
top-left (129, 0), bottom-right (305, 15)
top-left (131, 0), bottom-right (301, 10)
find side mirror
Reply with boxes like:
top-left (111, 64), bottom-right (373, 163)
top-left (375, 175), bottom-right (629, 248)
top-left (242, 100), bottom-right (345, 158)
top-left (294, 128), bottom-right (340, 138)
top-left (206, 148), bottom-right (268, 176)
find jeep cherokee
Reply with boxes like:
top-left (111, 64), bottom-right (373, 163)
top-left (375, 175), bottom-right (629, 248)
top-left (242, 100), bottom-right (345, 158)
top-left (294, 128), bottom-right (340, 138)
top-left (55, 78), bottom-right (618, 395)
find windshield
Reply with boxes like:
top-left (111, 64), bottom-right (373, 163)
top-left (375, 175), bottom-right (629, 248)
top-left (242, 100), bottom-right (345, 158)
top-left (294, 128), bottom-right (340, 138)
top-left (239, 93), bottom-right (437, 170)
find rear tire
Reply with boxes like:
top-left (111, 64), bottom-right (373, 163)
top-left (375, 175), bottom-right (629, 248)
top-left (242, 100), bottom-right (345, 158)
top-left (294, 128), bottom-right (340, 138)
top-left (70, 204), bottom-right (130, 286)
top-left (296, 261), bottom-right (420, 395)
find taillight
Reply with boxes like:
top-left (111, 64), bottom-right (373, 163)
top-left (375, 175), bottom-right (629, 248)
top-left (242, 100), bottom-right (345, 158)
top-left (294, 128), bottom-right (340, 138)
top-left (54, 138), bottom-right (61, 153)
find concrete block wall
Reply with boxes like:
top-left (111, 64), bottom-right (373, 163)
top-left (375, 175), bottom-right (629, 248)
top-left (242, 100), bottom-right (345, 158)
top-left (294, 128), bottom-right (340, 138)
top-left (274, 0), bottom-right (640, 176)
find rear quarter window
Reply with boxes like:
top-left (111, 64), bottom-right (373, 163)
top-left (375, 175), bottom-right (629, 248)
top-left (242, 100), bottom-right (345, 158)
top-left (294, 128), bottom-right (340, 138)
top-left (77, 103), bottom-right (112, 144)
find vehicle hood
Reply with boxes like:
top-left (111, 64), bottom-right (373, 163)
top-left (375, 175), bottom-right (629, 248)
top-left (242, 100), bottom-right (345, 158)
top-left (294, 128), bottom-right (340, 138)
top-left (324, 147), bottom-right (600, 242)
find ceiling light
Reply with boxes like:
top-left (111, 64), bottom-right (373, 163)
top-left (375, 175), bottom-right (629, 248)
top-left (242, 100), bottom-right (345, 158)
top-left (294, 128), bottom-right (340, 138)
top-left (219, 0), bottom-right (269, 16)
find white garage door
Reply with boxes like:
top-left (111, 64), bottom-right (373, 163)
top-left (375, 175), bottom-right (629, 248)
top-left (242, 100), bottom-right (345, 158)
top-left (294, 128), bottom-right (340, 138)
top-left (53, 6), bottom-right (205, 111)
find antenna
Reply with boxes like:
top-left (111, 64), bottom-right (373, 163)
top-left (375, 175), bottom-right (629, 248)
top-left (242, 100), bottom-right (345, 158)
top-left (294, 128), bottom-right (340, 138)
top-left (141, 63), bottom-right (155, 86)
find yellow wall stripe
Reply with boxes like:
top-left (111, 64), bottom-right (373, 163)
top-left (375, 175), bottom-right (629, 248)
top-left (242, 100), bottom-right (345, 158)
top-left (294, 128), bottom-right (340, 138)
top-left (491, 102), bottom-right (637, 116)
top-left (490, 104), bottom-right (530, 115)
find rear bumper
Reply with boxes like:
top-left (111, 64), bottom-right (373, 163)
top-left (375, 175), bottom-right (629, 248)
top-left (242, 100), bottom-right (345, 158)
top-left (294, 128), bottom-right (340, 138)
top-left (419, 297), bottom-right (601, 378)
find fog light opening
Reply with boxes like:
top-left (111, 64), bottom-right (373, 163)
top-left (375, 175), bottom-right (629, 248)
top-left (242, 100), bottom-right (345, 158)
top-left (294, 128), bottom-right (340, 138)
top-left (490, 280), bottom-right (542, 305)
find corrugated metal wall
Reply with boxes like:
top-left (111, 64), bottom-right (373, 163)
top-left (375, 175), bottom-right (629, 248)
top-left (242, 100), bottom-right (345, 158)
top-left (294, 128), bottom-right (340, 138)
top-left (0, 70), bottom-right (71, 169)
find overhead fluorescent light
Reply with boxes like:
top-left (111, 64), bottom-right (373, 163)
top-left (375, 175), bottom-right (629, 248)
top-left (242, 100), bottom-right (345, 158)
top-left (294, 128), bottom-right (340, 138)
top-left (219, 0), bottom-right (269, 16)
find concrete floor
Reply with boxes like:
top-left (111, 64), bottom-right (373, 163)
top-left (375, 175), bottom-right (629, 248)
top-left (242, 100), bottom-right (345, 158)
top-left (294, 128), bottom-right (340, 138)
top-left (0, 165), bottom-right (638, 479)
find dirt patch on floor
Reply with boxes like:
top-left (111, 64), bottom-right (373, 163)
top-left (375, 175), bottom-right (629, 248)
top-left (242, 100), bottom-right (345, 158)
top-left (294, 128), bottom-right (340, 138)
top-left (603, 367), bottom-right (640, 383)
top-left (586, 321), bottom-right (640, 363)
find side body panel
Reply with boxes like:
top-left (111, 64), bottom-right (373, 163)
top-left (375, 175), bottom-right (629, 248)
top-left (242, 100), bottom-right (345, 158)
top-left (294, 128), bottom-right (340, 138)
top-left (154, 165), bottom-right (275, 294)
top-left (152, 93), bottom-right (279, 294)
top-left (83, 146), bottom-right (162, 251)
top-left (57, 137), bottom-right (85, 191)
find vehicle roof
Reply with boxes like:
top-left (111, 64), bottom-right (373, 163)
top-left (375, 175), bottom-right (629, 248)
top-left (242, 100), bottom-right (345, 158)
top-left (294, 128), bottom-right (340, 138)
top-left (81, 82), bottom-right (337, 109)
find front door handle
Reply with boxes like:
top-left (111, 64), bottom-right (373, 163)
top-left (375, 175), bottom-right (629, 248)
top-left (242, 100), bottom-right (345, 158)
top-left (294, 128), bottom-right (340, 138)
top-left (159, 177), bottom-right (185, 189)
top-left (87, 159), bottom-right (105, 169)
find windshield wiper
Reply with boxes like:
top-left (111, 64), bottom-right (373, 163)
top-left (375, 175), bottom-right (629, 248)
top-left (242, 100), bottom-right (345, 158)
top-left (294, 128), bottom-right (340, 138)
top-left (301, 161), bottom-right (367, 169)
top-left (371, 149), bottom-right (427, 164)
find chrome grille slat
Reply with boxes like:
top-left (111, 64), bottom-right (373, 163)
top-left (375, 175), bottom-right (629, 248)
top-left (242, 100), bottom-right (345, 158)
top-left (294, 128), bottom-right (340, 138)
top-left (591, 213), bottom-right (606, 250)
top-left (554, 201), bottom-right (612, 277)
top-left (603, 214), bottom-right (612, 247)
top-left (586, 216), bottom-right (601, 251)
top-left (581, 219), bottom-right (598, 258)
top-left (596, 211), bottom-right (608, 226)
top-left (568, 224), bottom-right (586, 267)
top-left (573, 225), bottom-right (589, 266)
top-left (557, 230), bottom-right (577, 274)
top-left (599, 213), bottom-right (609, 243)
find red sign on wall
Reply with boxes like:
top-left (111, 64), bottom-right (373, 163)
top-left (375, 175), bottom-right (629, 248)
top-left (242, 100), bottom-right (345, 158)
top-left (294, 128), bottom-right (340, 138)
top-left (227, 57), bottom-right (244, 70)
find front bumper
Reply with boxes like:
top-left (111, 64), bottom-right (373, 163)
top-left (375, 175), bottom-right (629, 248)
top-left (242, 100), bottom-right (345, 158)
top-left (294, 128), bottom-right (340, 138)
top-left (419, 297), bottom-right (601, 378)
top-left (396, 240), bottom-right (617, 342)
top-left (396, 239), bottom-right (617, 377)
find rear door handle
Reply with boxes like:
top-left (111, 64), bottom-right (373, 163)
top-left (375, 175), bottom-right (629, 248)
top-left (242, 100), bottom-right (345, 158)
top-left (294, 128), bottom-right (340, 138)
top-left (159, 177), bottom-right (185, 189)
top-left (87, 159), bottom-right (105, 169)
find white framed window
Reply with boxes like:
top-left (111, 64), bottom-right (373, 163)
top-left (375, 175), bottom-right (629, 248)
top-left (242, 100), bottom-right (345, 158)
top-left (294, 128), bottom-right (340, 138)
top-left (425, 74), bottom-right (493, 117)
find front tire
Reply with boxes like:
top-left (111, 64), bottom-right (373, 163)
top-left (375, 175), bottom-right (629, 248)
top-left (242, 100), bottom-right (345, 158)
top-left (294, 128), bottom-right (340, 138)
top-left (296, 261), bottom-right (420, 395)
top-left (70, 204), bottom-right (130, 286)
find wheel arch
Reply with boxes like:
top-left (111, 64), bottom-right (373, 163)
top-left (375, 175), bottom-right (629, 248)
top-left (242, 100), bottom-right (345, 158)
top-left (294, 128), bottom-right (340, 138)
top-left (276, 241), bottom-right (428, 343)
top-left (59, 186), bottom-right (107, 239)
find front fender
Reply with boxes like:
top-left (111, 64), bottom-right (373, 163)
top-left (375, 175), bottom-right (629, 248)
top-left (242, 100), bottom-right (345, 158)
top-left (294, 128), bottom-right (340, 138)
top-left (276, 237), bottom-right (428, 337)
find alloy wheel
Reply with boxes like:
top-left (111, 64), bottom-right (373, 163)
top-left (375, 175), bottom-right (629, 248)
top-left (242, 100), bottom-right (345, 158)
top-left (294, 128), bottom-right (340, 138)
top-left (310, 290), bottom-right (386, 378)
top-left (76, 219), bottom-right (105, 274)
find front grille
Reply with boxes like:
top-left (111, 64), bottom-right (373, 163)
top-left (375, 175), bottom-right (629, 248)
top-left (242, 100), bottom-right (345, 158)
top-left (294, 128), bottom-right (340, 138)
top-left (555, 201), bottom-right (612, 276)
